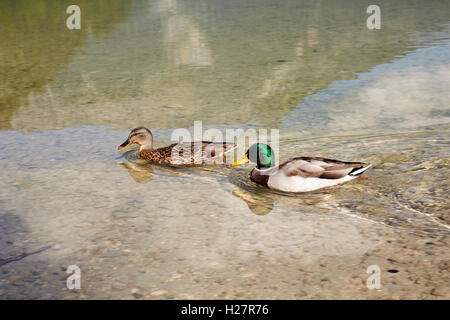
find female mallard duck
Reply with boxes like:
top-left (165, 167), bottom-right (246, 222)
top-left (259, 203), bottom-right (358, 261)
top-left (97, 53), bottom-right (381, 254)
top-left (118, 127), bottom-right (236, 166)
top-left (232, 143), bottom-right (371, 192)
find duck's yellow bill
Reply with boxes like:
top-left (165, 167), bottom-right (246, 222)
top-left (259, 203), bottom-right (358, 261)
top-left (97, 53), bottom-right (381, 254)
top-left (232, 154), bottom-right (249, 166)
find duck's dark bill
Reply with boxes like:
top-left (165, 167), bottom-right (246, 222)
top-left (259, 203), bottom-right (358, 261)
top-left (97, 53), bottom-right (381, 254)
top-left (118, 139), bottom-right (130, 150)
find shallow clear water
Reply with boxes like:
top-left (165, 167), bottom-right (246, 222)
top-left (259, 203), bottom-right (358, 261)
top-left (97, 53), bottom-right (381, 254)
top-left (0, 0), bottom-right (449, 299)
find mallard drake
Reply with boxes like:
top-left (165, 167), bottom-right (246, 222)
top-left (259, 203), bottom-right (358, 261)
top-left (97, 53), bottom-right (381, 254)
top-left (118, 127), bottom-right (236, 166)
top-left (232, 143), bottom-right (371, 192)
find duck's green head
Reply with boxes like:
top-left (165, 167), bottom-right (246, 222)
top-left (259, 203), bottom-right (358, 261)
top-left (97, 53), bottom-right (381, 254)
top-left (232, 143), bottom-right (274, 169)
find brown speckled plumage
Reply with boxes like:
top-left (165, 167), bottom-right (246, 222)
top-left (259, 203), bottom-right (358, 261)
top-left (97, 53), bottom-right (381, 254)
top-left (138, 143), bottom-right (178, 164)
top-left (119, 127), bottom-right (236, 166)
top-left (139, 142), bottom-right (236, 165)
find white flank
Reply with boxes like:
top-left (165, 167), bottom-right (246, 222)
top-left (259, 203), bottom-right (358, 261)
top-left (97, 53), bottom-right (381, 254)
top-left (267, 173), bottom-right (356, 192)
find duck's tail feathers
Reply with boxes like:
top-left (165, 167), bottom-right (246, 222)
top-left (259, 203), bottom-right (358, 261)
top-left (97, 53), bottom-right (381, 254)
top-left (349, 164), bottom-right (372, 176)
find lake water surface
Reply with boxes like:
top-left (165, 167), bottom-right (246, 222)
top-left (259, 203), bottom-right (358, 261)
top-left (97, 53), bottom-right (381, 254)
top-left (0, 0), bottom-right (449, 299)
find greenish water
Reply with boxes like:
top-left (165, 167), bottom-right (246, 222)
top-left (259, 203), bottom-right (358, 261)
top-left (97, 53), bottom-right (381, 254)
top-left (0, 0), bottom-right (449, 299)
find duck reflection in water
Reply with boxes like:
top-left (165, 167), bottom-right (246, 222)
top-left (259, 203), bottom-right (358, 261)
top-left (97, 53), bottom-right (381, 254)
top-left (120, 162), bottom-right (154, 184)
top-left (231, 186), bottom-right (336, 216)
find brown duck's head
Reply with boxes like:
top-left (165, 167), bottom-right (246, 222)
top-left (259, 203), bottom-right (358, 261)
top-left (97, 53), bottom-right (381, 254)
top-left (118, 127), bottom-right (153, 151)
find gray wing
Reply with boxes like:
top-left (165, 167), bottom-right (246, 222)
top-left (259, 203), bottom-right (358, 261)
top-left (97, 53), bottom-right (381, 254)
top-left (279, 157), bottom-right (369, 179)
